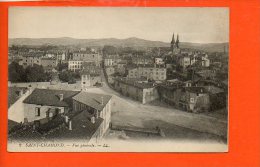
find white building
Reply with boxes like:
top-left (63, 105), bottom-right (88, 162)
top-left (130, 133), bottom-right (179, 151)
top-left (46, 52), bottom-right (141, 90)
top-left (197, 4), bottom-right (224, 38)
top-left (154, 57), bottom-right (165, 65)
top-left (68, 60), bottom-right (83, 71)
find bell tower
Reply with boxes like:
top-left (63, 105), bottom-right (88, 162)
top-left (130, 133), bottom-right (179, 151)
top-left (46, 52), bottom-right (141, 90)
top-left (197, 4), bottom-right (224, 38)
top-left (170, 32), bottom-right (181, 55)
top-left (171, 33), bottom-right (175, 51)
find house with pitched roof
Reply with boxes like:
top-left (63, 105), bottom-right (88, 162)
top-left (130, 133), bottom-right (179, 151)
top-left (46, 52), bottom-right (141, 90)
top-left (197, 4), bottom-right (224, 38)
top-left (114, 77), bottom-right (159, 104)
top-left (23, 89), bottom-right (80, 124)
top-left (11, 88), bottom-right (112, 142)
top-left (72, 91), bottom-right (112, 139)
top-left (8, 87), bottom-right (31, 128)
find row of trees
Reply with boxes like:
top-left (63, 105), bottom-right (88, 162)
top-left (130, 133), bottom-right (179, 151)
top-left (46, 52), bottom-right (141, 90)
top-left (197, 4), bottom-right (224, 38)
top-left (9, 62), bottom-right (82, 83)
top-left (8, 62), bottom-right (51, 82)
top-left (58, 70), bottom-right (80, 83)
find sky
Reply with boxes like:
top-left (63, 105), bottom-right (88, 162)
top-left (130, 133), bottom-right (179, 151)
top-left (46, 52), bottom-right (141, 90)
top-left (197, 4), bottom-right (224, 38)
top-left (9, 7), bottom-right (229, 43)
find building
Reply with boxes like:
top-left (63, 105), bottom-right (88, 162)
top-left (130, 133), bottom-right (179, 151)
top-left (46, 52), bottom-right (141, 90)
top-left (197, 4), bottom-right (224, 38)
top-left (80, 62), bottom-right (102, 89)
top-left (105, 66), bottom-right (115, 76)
top-left (41, 57), bottom-right (58, 72)
top-left (22, 89), bottom-right (80, 124)
top-left (81, 70), bottom-right (102, 89)
top-left (81, 72), bottom-right (91, 88)
top-left (104, 54), bottom-right (120, 67)
top-left (158, 86), bottom-right (210, 112)
top-left (82, 62), bottom-right (101, 76)
top-left (114, 78), bottom-right (159, 104)
top-left (68, 60), bottom-right (83, 71)
top-left (170, 33), bottom-right (181, 55)
top-left (179, 55), bottom-right (191, 68)
top-left (21, 55), bottom-right (42, 68)
top-left (201, 55), bottom-right (210, 67)
top-left (8, 87), bottom-right (31, 124)
top-left (56, 52), bottom-right (66, 63)
top-left (196, 70), bottom-right (216, 80)
top-left (127, 65), bottom-right (167, 81)
top-left (132, 55), bottom-right (153, 65)
top-left (115, 61), bottom-right (127, 75)
top-left (9, 89), bottom-right (112, 143)
top-left (72, 51), bottom-right (102, 67)
top-left (45, 53), bottom-right (56, 58)
top-left (72, 91), bottom-right (112, 141)
top-left (68, 51), bottom-right (102, 71)
top-left (189, 53), bottom-right (210, 68)
top-left (154, 57), bottom-right (165, 65)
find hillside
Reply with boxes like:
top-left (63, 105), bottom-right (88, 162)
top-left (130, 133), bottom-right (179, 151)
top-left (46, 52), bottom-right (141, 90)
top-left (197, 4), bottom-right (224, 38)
top-left (9, 37), bottom-right (229, 53)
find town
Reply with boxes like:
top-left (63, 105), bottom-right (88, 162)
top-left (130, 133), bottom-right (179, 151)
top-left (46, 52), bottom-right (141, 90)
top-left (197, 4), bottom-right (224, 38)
top-left (8, 33), bottom-right (228, 144)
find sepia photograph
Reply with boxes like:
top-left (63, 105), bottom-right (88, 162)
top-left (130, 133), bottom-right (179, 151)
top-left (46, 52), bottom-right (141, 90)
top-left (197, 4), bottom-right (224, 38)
top-left (7, 7), bottom-right (229, 152)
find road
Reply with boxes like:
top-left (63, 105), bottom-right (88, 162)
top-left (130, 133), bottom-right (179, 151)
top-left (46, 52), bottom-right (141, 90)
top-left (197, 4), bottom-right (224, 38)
top-left (85, 70), bottom-right (228, 142)
top-left (11, 71), bottom-right (227, 142)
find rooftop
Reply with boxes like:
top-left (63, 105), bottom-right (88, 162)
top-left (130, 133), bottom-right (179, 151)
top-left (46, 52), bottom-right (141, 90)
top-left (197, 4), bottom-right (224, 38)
top-left (104, 54), bottom-right (120, 59)
top-left (73, 50), bottom-right (98, 54)
top-left (72, 91), bottom-right (112, 111)
top-left (43, 111), bottom-right (103, 141)
top-left (9, 110), bottom-right (103, 141)
top-left (23, 88), bottom-right (80, 107)
top-left (8, 87), bottom-right (28, 108)
top-left (185, 86), bottom-right (207, 94)
top-left (114, 77), bottom-right (156, 89)
top-left (204, 86), bottom-right (224, 94)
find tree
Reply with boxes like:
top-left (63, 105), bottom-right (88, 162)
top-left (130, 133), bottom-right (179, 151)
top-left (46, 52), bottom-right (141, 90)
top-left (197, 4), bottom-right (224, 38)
top-left (57, 62), bottom-right (68, 71)
top-left (103, 45), bottom-right (118, 55)
top-left (58, 71), bottom-right (74, 82)
top-left (25, 64), bottom-right (48, 82)
top-left (8, 62), bottom-right (25, 82)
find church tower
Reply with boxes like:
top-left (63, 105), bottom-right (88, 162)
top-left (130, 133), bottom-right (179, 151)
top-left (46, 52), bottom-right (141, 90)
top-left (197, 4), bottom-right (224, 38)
top-left (171, 33), bottom-right (175, 51)
top-left (176, 34), bottom-right (179, 48)
top-left (170, 32), bottom-right (181, 55)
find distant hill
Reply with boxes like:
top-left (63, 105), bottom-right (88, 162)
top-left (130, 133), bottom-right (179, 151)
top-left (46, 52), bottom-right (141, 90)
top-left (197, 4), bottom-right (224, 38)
top-left (9, 37), bottom-right (229, 53)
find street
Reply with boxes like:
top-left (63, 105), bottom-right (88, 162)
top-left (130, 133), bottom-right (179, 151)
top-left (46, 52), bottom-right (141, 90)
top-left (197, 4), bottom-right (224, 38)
top-left (85, 71), bottom-right (228, 142)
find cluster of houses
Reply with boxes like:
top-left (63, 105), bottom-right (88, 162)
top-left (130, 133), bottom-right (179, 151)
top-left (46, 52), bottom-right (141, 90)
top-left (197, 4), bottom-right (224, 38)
top-left (8, 50), bottom-right (67, 73)
top-left (68, 50), bottom-right (102, 71)
top-left (9, 47), bottom-right (104, 89)
top-left (8, 87), bottom-right (112, 143)
top-left (102, 33), bottom-right (227, 113)
top-left (8, 32), bottom-right (228, 143)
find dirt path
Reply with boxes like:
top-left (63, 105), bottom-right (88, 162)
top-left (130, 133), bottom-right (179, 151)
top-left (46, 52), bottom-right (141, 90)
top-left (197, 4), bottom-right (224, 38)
top-left (86, 83), bottom-right (227, 138)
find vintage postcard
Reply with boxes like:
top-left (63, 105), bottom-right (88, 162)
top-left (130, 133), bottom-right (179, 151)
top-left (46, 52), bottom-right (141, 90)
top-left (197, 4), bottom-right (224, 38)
top-left (7, 7), bottom-right (229, 152)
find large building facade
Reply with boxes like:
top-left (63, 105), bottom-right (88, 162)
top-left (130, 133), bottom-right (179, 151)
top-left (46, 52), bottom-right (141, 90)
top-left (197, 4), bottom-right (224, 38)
top-left (127, 65), bottom-right (167, 81)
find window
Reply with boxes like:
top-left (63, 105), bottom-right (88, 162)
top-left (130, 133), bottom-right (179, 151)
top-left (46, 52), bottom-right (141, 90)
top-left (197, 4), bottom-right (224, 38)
top-left (35, 107), bottom-right (40, 116)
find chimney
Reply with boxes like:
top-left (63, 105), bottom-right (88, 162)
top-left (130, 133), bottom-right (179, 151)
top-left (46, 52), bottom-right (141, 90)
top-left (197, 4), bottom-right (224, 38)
top-left (95, 110), bottom-right (99, 118)
top-left (69, 120), bottom-right (72, 130)
top-left (101, 97), bottom-right (104, 105)
top-left (91, 116), bottom-right (95, 124)
top-left (58, 94), bottom-right (63, 101)
top-left (65, 116), bottom-right (69, 123)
